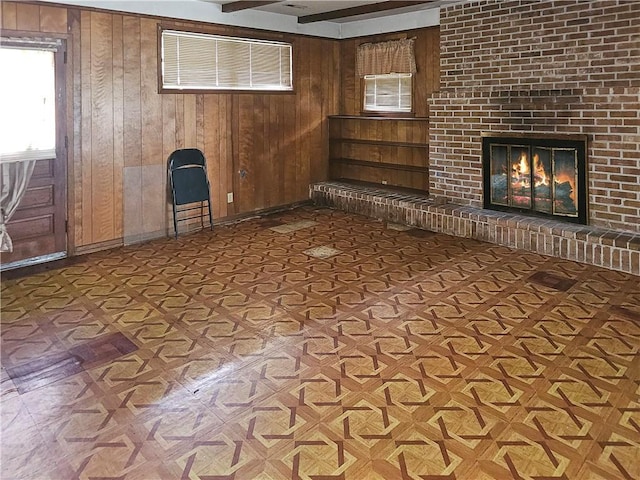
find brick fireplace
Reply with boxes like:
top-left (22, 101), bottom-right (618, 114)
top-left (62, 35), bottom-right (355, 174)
top-left (482, 133), bottom-right (588, 224)
top-left (429, 0), bottom-right (640, 234)
top-left (312, 0), bottom-right (639, 275)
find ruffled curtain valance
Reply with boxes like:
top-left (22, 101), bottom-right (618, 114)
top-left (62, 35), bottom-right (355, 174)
top-left (356, 38), bottom-right (416, 77)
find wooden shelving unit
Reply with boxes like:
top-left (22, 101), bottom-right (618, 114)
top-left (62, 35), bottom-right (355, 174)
top-left (328, 115), bottom-right (430, 192)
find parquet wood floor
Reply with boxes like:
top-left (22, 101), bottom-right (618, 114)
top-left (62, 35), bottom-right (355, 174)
top-left (1, 207), bottom-right (639, 480)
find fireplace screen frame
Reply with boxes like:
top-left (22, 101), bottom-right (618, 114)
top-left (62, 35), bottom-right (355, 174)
top-left (482, 133), bottom-right (588, 225)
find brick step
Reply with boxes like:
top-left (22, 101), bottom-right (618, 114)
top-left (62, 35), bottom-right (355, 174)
top-left (310, 181), bottom-right (639, 276)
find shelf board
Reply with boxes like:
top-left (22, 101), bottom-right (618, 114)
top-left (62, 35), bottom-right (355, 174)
top-left (329, 115), bottom-right (429, 122)
top-left (330, 157), bottom-right (429, 174)
top-left (330, 138), bottom-right (428, 148)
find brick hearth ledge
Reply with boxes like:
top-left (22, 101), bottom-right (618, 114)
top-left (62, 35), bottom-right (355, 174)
top-left (310, 181), bottom-right (639, 276)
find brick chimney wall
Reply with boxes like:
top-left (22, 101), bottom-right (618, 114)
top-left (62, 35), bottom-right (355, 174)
top-left (429, 0), bottom-right (640, 232)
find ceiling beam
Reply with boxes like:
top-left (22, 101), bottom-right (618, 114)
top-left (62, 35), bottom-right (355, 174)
top-left (222, 1), bottom-right (281, 13)
top-left (298, 1), bottom-right (435, 24)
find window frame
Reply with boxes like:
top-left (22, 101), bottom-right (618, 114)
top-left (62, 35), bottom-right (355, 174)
top-left (157, 26), bottom-right (294, 94)
top-left (361, 72), bottom-right (414, 117)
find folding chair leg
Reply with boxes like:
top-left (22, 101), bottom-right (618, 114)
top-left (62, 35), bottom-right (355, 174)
top-left (207, 200), bottom-right (214, 231)
top-left (172, 202), bottom-right (179, 239)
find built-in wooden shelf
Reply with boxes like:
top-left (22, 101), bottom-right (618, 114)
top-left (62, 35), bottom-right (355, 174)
top-left (331, 138), bottom-right (429, 149)
top-left (328, 115), bottom-right (430, 191)
top-left (331, 158), bottom-right (429, 173)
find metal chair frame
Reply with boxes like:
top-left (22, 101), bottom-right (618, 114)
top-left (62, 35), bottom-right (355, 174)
top-left (167, 149), bottom-right (213, 239)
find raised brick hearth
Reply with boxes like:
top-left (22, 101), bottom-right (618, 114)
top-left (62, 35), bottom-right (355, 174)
top-left (311, 181), bottom-right (639, 275)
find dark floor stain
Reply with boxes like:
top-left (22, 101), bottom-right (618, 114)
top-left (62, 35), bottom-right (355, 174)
top-left (6, 332), bottom-right (138, 393)
top-left (528, 271), bottom-right (577, 292)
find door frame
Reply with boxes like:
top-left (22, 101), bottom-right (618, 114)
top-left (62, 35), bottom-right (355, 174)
top-left (0, 34), bottom-right (70, 270)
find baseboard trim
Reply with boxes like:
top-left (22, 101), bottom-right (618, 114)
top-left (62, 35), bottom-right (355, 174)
top-left (74, 238), bottom-right (124, 255)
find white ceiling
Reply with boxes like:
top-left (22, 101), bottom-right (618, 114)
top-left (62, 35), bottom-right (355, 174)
top-left (37, 0), bottom-right (445, 38)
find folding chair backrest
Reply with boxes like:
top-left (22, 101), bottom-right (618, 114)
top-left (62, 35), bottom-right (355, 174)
top-left (167, 148), bottom-right (214, 239)
top-left (168, 149), bottom-right (210, 206)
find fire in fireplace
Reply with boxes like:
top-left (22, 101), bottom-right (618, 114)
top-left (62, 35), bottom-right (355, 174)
top-left (482, 134), bottom-right (587, 224)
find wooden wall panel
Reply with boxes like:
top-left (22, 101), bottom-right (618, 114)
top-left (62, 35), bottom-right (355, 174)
top-left (220, 96), bottom-right (232, 218)
top-left (15, 3), bottom-right (40, 31)
top-left (38, 5), bottom-right (66, 32)
top-left (1, 2), bottom-right (18, 29)
top-left (296, 37), bottom-right (310, 201)
top-left (203, 95), bottom-right (221, 218)
top-left (69, 8), bottom-right (82, 250)
top-left (253, 95), bottom-right (266, 209)
top-left (140, 18), bottom-right (163, 167)
top-left (112, 15), bottom-right (124, 239)
top-left (122, 16), bottom-right (142, 168)
top-left (79, 10), bottom-right (93, 245)
top-left (162, 94), bottom-right (177, 166)
top-left (236, 95), bottom-right (255, 213)
top-left (183, 95), bottom-right (198, 150)
top-left (89, 12), bottom-right (115, 242)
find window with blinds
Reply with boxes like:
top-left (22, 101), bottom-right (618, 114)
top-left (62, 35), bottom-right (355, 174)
top-left (161, 29), bottom-right (293, 92)
top-left (363, 73), bottom-right (412, 113)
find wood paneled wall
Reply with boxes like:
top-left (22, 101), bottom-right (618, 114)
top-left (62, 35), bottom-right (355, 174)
top-left (1, 2), bottom-right (439, 252)
top-left (1, 1), bottom-right (340, 250)
top-left (339, 27), bottom-right (440, 117)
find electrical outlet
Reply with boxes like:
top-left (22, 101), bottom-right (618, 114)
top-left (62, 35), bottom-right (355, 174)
top-left (227, 192), bottom-right (234, 203)
top-left (381, 180), bottom-right (388, 185)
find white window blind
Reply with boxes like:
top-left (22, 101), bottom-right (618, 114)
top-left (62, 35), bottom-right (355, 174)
top-left (363, 73), bottom-right (412, 113)
top-left (161, 30), bottom-right (292, 91)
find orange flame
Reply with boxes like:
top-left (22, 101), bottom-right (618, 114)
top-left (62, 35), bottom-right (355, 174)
top-left (513, 152), bottom-right (529, 177)
top-left (533, 153), bottom-right (548, 186)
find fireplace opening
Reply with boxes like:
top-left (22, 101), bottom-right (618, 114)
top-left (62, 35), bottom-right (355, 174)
top-left (482, 134), bottom-right (587, 224)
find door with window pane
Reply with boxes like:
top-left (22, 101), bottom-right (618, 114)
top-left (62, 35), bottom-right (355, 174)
top-left (0, 42), bottom-right (67, 268)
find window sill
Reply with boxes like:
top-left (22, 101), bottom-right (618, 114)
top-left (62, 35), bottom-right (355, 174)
top-left (328, 115), bottom-right (428, 121)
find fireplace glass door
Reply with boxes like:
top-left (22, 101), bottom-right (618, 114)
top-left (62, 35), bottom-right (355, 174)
top-left (483, 135), bottom-right (587, 224)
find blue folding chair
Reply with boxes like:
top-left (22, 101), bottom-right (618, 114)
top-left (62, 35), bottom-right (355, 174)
top-left (168, 148), bottom-right (213, 239)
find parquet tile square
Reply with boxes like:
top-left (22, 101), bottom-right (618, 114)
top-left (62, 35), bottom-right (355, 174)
top-left (1, 206), bottom-right (639, 479)
top-left (270, 220), bottom-right (318, 234)
top-left (303, 246), bottom-right (342, 259)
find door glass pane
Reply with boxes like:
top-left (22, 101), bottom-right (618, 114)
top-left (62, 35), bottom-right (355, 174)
top-left (553, 148), bottom-right (578, 217)
top-left (490, 145), bottom-right (508, 206)
top-left (0, 48), bottom-right (55, 157)
top-left (532, 147), bottom-right (552, 213)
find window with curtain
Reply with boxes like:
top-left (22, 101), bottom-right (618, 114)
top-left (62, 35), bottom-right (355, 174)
top-left (356, 38), bottom-right (416, 114)
top-left (161, 29), bottom-right (293, 92)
